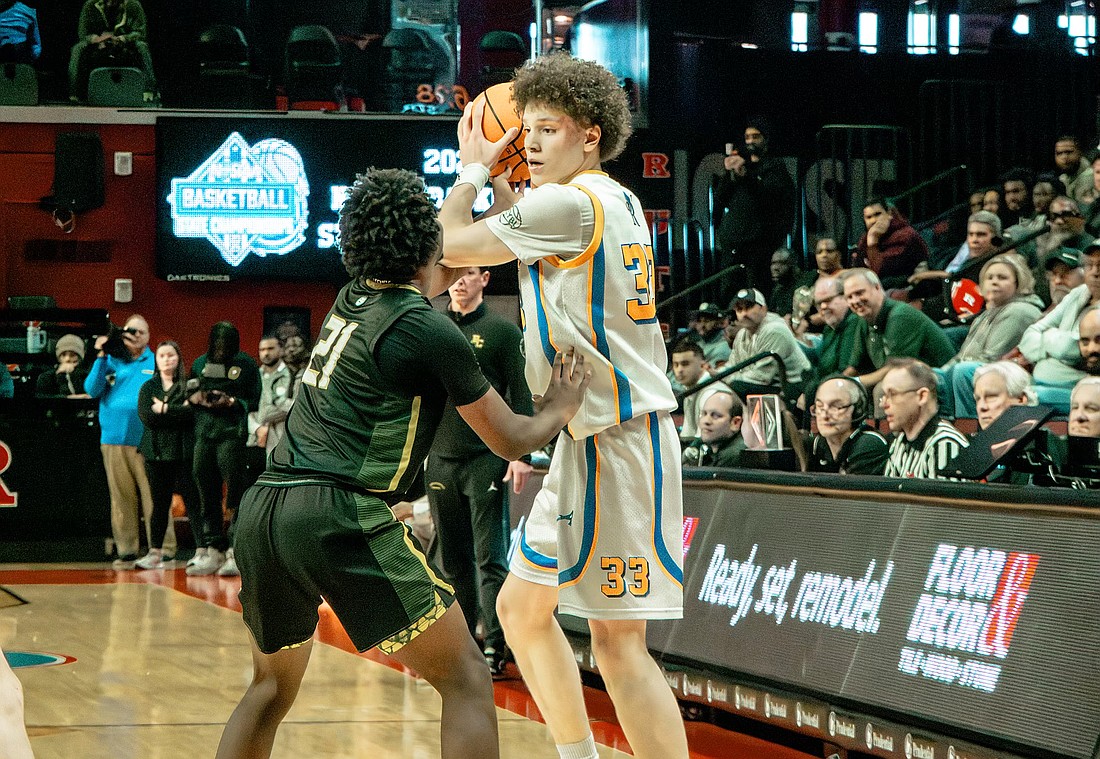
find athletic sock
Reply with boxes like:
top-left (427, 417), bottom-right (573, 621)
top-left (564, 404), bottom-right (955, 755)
top-left (557, 735), bottom-right (598, 759)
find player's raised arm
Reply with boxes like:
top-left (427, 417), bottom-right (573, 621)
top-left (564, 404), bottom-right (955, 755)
top-left (439, 99), bottom-right (521, 267)
top-left (458, 349), bottom-right (590, 461)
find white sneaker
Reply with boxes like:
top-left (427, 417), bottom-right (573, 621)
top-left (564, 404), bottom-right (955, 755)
top-left (186, 547), bottom-right (208, 568)
top-left (136, 549), bottom-right (164, 570)
top-left (217, 548), bottom-right (239, 577)
top-left (186, 548), bottom-right (225, 576)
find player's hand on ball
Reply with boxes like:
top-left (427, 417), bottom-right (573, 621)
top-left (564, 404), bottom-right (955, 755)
top-left (459, 99), bottom-right (519, 171)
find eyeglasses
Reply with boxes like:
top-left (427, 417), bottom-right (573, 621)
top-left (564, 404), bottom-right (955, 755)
top-left (814, 293), bottom-right (843, 308)
top-left (1050, 210), bottom-right (1083, 220)
top-left (878, 387), bottom-right (922, 407)
top-left (810, 402), bottom-right (853, 417)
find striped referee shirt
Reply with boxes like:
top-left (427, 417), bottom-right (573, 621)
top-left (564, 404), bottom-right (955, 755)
top-left (884, 416), bottom-right (969, 479)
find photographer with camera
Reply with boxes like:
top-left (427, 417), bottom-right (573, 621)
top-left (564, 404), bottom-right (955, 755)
top-left (86, 314), bottom-right (177, 569)
top-left (714, 115), bottom-right (796, 305)
top-left (185, 321), bottom-right (260, 577)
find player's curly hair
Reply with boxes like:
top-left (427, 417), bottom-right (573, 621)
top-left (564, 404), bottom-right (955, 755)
top-left (338, 168), bottom-right (441, 282)
top-left (512, 52), bottom-right (632, 162)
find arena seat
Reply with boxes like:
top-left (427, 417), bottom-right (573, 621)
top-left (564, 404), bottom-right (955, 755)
top-left (283, 25), bottom-right (343, 109)
top-left (0, 62), bottom-right (38, 106)
top-left (196, 24), bottom-right (256, 108)
top-left (86, 67), bottom-right (146, 107)
top-left (478, 30), bottom-right (526, 90)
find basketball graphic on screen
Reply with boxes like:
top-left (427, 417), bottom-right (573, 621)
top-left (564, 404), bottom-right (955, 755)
top-left (473, 83), bottom-right (529, 182)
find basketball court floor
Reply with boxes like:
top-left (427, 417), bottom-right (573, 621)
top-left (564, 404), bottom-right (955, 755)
top-left (0, 564), bottom-right (813, 758)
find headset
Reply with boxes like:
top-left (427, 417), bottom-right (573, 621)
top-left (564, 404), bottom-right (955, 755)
top-left (816, 373), bottom-right (870, 422)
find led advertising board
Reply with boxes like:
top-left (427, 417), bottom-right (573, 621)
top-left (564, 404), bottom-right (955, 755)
top-left (647, 489), bottom-right (1100, 759)
top-left (156, 116), bottom-right (490, 282)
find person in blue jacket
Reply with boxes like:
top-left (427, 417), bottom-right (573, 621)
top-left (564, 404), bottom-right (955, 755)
top-left (86, 314), bottom-right (176, 568)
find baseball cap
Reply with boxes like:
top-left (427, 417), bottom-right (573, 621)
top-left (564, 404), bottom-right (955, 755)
top-left (1046, 247), bottom-right (1083, 270)
top-left (691, 302), bottom-right (725, 319)
top-left (730, 288), bottom-right (768, 309)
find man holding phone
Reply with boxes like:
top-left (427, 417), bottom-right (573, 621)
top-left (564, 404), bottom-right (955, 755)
top-left (714, 115), bottom-right (796, 304)
top-left (186, 321), bottom-right (260, 576)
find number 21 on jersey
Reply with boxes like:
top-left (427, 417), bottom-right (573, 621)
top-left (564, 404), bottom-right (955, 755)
top-left (302, 314), bottom-right (358, 390)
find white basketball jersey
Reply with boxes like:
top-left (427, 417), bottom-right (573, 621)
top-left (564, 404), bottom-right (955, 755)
top-left (487, 171), bottom-right (676, 438)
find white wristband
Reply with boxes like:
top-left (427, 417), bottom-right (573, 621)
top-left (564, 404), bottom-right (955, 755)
top-left (453, 162), bottom-right (491, 193)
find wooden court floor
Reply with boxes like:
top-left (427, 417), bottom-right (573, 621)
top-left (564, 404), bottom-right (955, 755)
top-left (0, 563), bottom-right (813, 759)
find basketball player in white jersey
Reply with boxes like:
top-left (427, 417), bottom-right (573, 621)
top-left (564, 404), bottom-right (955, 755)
top-left (439, 53), bottom-right (688, 759)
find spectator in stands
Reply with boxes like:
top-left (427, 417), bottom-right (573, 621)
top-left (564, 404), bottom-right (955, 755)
top-left (686, 302), bottom-right (730, 367)
top-left (970, 362), bottom-right (1058, 485)
top-left (1055, 136), bottom-right (1092, 204)
top-left (1082, 154), bottom-right (1100, 238)
top-left (1036, 246), bottom-right (1084, 311)
top-left (69, 0), bottom-right (156, 102)
top-left (806, 375), bottom-right (888, 475)
top-left (186, 321), bottom-right (260, 577)
top-left (1080, 306), bottom-right (1100, 377)
top-left (86, 314), bottom-right (176, 569)
top-left (0, 364), bottom-right (11, 398)
top-left (714, 115), bottom-right (796, 296)
top-left (937, 253), bottom-right (1043, 418)
top-left (843, 269), bottom-right (956, 392)
top-left (135, 340), bottom-right (194, 570)
top-left (1069, 377), bottom-right (1100, 438)
top-left (790, 237), bottom-right (845, 341)
top-left (725, 288), bottom-right (810, 399)
top-left (1032, 173), bottom-right (1066, 221)
top-left (681, 390), bottom-right (747, 468)
top-left (799, 276), bottom-right (861, 406)
top-left (0, 1), bottom-right (40, 64)
top-left (881, 358), bottom-right (970, 479)
top-left (670, 338), bottom-right (730, 442)
top-left (1020, 245), bottom-right (1100, 409)
top-left (35, 334), bottom-right (89, 398)
top-left (971, 361), bottom-right (1036, 431)
top-left (765, 248), bottom-right (800, 316)
top-left (855, 198), bottom-right (929, 292)
top-left (1000, 168), bottom-right (1035, 228)
top-left (981, 187), bottom-right (1002, 215)
top-left (1035, 196), bottom-right (1093, 265)
top-left (968, 189), bottom-right (986, 216)
top-left (909, 211), bottom-right (1003, 318)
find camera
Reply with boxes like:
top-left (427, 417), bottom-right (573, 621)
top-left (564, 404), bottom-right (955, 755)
top-left (101, 324), bottom-right (140, 360)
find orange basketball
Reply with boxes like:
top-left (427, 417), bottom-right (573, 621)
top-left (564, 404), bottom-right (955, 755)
top-left (472, 82), bottom-right (529, 182)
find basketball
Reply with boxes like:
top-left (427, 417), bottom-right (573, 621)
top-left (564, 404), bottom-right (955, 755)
top-left (473, 82), bottom-right (529, 182)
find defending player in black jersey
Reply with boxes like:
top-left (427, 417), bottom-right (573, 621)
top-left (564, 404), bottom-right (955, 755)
top-left (216, 169), bottom-right (590, 759)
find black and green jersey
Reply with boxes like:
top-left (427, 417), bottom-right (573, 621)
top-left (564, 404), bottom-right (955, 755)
top-left (432, 302), bottom-right (532, 459)
top-left (265, 279), bottom-right (491, 499)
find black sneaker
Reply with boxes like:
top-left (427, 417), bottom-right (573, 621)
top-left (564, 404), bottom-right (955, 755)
top-left (484, 647), bottom-right (510, 679)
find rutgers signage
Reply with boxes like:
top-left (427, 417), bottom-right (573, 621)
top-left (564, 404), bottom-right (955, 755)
top-left (0, 441), bottom-right (17, 508)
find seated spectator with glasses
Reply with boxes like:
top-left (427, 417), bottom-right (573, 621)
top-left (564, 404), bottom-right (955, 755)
top-left (881, 358), bottom-right (969, 479)
top-left (799, 275), bottom-right (862, 408)
top-left (806, 375), bottom-right (888, 475)
top-left (1032, 196), bottom-right (1093, 265)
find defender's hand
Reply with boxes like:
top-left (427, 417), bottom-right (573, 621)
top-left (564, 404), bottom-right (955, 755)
top-left (537, 349), bottom-right (592, 424)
